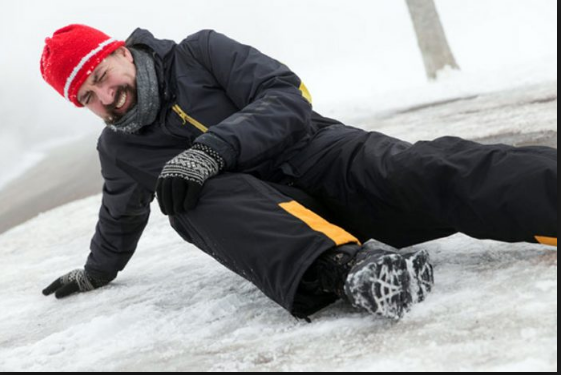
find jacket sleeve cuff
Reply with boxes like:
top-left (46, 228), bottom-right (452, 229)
top-left (194, 132), bottom-right (238, 170)
top-left (84, 262), bottom-right (118, 282)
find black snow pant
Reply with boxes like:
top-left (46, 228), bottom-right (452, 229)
top-left (170, 124), bottom-right (558, 318)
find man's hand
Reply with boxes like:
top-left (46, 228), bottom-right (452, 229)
top-left (42, 269), bottom-right (113, 299)
top-left (156, 143), bottom-right (225, 216)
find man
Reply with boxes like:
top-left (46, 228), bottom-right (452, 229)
top-left (40, 25), bottom-right (557, 321)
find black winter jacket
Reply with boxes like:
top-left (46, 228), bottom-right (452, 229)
top-left (85, 28), bottom-right (341, 279)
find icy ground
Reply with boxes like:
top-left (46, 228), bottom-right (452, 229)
top-left (0, 200), bottom-right (556, 371)
top-left (0, 82), bottom-right (557, 371)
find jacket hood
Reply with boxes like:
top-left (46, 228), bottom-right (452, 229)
top-left (125, 28), bottom-right (177, 106)
top-left (125, 28), bottom-right (176, 60)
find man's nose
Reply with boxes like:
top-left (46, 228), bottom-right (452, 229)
top-left (94, 85), bottom-right (115, 106)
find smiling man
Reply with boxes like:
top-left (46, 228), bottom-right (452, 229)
top-left (76, 47), bottom-right (137, 124)
top-left (40, 24), bottom-right (557, 321)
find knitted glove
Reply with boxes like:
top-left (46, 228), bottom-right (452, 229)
top-left (42, 269), bottom-right (113, 299)
top-left (156, 143), bottom-right (225, 215)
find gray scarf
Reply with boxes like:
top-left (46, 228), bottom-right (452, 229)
top-left (107, 48), bottom-right (161, 134)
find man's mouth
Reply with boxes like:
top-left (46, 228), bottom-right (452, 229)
top-left (104, 85), bottom-right (137, 125)
top-left (115, 91), bottom-right (127, 110)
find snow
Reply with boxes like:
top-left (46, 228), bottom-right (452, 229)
top-left (366, 81), bottom-right (558, 143)
top-left (0, 92), bottom-right (558, 370)
top-left (0, 194), bottom-right (556, 371)
top-left (0, 0), bottom-right (557, 371)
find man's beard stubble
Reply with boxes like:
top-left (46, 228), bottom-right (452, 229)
top-left (104, 84), bottom-right (137, 125)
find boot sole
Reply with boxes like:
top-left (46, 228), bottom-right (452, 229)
top-left (345, 254), bottom-right (411, 320)
top-left (405, 249), bottom-right (434, 306)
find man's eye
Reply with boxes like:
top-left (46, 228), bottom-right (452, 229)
top-left (99, 71), bottom-right (107, 82)
top-left (93, 71), bottom-right (106, 84)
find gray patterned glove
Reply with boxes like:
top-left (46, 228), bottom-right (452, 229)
top-left (156, 143), bottom-right (225, 215)
top-left (42, 269), bottom-right (113, 299)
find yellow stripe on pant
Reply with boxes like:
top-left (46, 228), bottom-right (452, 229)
top-left (279, 201), bottom-right (361, 247)
top-left (535, 236), bottom-right (557, 247)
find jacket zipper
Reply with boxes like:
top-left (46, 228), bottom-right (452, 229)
top-left (172, 104), bottom-right (209, 133)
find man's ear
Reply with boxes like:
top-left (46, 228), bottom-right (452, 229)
top-left (115, 46), bottom-right (134, 63)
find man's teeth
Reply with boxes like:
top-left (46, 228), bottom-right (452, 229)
top-left (116, 92), bottom-right (127, 109)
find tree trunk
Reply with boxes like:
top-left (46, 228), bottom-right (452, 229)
top-left (406, 0), bottom-right (460, 80)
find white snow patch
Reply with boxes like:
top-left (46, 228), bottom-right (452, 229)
top-left (0, 195), bottom-right (556, 371)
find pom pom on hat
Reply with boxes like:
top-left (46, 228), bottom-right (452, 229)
top-left (40, 24), bottom-right (125, 107)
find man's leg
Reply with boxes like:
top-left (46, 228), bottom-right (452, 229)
top-left (284, 124), bottom-right (557, 248)
top-left (266, 180), bottom-right (434, 319)
top-left (388, 136), bottom-right (557, 246)
top-left (168, 172), bottom-right (362, 319)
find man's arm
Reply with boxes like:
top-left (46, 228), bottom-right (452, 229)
top-left (86, 140), bottom-right (153, 280)
top-left (43, 139), bottom-right (152, 298)
top-left (180, 30), bottom-right (314, 172)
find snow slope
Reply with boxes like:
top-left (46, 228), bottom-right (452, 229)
top-left (0, 0), bottom-right (557, 371)
top-left (0, 194), bottom-right (556, 371)
top-left (0, 82), bottom-right (557, 370)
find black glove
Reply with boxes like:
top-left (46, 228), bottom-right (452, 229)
top-left (156, 143), bottom-right (225, 216)
top-left (42, 269), bottom-right (113, 299)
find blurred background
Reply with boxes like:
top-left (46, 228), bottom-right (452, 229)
top-left (0, 0), bottom-right (557, 189)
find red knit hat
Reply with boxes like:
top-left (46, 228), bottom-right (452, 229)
top-left (40, 24), bottom-right (125, 107)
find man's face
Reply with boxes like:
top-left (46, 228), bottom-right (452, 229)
top-left (77, 47), bottom-right (137, 125)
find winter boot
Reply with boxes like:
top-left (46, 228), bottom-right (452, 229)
top-left (292, 243), bottom-right (361, 320)
top-left (402, 248), bottom-right (434, 304)
top-left (308, 243), bottom-right (362, 299)
top-left (344, 240), bottom-right (434, 320)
